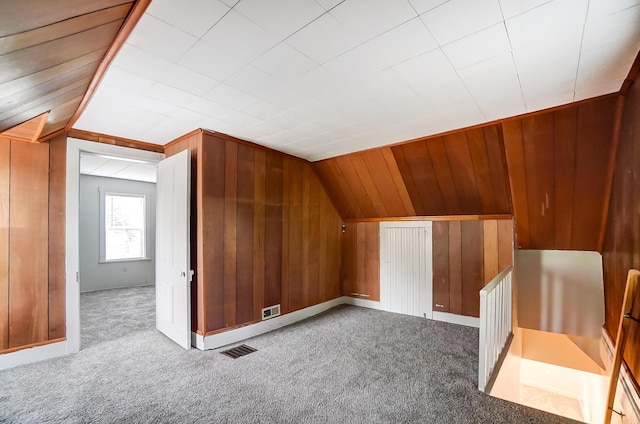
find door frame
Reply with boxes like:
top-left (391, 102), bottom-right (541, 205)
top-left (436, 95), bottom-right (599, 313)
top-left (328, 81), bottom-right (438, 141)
top-left (65, 138), bottom-right (164, 353)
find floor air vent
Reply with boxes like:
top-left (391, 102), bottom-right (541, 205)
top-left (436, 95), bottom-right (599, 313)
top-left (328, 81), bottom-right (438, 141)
top-left (220, 344), bottom-right (257, 359)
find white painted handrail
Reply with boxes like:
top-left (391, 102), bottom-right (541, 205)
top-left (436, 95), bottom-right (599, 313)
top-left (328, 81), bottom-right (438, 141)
top-left (478, 266), bottom-right (513, 392)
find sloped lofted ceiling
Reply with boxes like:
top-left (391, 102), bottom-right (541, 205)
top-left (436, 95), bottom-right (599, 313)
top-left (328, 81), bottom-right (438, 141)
top-left (0, 0), bottom-right (638, 254)
top-left (0, 0), bottom-right (138, 139)
top-left (72, 0), bottom-right (640, 161)
top-left (315, 94), bottom-right (621, 252)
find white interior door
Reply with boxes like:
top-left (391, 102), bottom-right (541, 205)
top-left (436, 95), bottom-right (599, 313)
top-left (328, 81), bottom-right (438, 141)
top-left (156, 149), bottom-right (191, 349)
top-left (380, 221), bottom-right (433, 319)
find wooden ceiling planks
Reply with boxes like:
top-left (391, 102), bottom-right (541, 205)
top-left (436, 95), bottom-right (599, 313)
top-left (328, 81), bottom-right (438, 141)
top-left (0, 0), bottom-right (131, 37)
top-left (0, 113), bottom-right (48, 143)
top-left (502, 96), bottom-right (619, 251)
top-left (312, 123), bottom-right (512, 220)
top-left (0, 1), bottom-right (135, 138)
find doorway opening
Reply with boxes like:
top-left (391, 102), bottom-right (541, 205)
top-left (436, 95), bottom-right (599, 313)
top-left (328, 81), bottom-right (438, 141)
top-left (66, 139), bottom-right (164, 353)
top-left (78, 152), bottom-right (158, 349)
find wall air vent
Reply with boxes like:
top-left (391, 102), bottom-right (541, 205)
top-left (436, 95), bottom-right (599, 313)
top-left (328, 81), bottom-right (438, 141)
top-left (261, 304), bottom-right (281, 320)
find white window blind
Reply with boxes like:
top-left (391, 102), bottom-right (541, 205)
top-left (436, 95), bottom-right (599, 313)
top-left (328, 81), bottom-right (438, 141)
top-left (104, 193), bottom-right (146, 261)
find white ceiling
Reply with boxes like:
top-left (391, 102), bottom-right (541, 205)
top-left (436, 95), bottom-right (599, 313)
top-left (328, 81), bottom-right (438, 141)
top-left (73, 0), bottom-right (640, 161)
top-left (80, 153), bottom-right (157, 183)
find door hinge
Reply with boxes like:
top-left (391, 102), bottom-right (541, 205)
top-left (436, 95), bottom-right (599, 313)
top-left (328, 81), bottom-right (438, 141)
top-left (189, 270), bottom-right (195, 282)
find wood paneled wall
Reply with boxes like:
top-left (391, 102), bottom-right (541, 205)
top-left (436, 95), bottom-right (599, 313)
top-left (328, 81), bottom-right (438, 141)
top-left (342, 222), bottom-right (379, 300)
top-left (313, 96), bottom-right (620, 253)
top-left (432, 219), bottom-right (513, 317)
top-left (314, 124), bottom-right (511, 219)
top-left (0, 134), bottom-right (66, 353)
top-left (503, 96), bottom-right (619, 251)
top-left (340, 218), bottom-right (512, 317)
top-left (165, 131), bottom-right (342, 336)
top-left (602, 80), bottom-right (640, 386)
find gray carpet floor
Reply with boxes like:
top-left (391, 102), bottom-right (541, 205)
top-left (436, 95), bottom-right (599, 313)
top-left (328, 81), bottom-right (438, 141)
top-left (0, 289), bottom-right (577, 423)
top-left (80, 285), bottom-right (156, 349)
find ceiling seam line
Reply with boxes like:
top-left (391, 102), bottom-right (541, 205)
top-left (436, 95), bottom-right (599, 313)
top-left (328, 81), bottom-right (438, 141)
top-left (573, 0), bottom-right (591, 101)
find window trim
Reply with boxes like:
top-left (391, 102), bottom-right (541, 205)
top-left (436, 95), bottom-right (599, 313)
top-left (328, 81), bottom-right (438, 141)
top-left (99, 190), bottom-right (150, 263)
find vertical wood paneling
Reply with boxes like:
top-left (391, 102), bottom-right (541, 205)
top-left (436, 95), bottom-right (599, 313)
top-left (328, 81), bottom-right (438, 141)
top-left (342, 222), bottom-right (359, 296)
top-left (503, 97), bottom-right (617, 251)
top-left (391, 144), bottom-right (426, 214)
top-left (351, 154), bottom-right (389, 216)
top-left (281, 157), bottom-right (290, 313)
top-left (341, 221), bottom-right (380, 300)
top-left (364, 222), bottom-right (380, 301)
top-left (461, 220), bottom-right (484, 317)
top-left (252, 149), bottom-right (266, 321)
top-left (361, 149), bottom-right (406, 216)
top-left (427, 138), bottom-right (460, 214)
top-left (522, 114), bottom-right (555, 248)
top-left (264, 152), bottom-right (283, 308)
top-left (381, 147), bottom-right (415, 216)
top-left (484, 125), bottom-right (512, 214)
top-left (188, 133), bottom-right (342, 335)
top-left (235, 144), bottom-right (254, 324)
top-left (356, 222), bottom-right (366, 295)
top-left (317, 184), bottom-right (328, 302)
top-left (314, 125), bottom-right (510, 219)
top-left (572, 98), bottom-right (617, 250)
top-left (468, 128), bottom-right (496, 214)
top-left (324, 197), bottom-right (341, 300)
top-left (497, 219), bottom-right (514, 272)
top-left (448, 221), bottom-right (462, 315)
top-left (335, 156), bottom-right (377, 217)
top-left (287, 159), bottom-right (303, 312)
top-left (444, 132), bottom-right (481, 213)
top-left (483, 220), bottom-right (499, 283)
top-left (201, 135), bottom-right (225, 332)
top-left (400, 141), bottom-right (445, 215)
top-left (9, 141), bottom-right (49, 348)
top-left (223, 141), bottom-right (237, 327)
top-left (0, 139), bottom-right (9, 350)
top-left (308, 174), bottom-right (321, 306)
top-left (553, 107), bottom-right (577, 248)
top-left (502, 120), bottom-right (530, 248)
top-left (301, 165), bottom-right (311, 308)
top-left (48, 134), bottom-right (66, 339)
top-left (313, 159), bottom-right (363, 219)
top-left (602, 82), bottom-right (640, 386)
top-left (343, 218), bottom-right (512, 318)
top-left (432, 221), bottom-right (449, 312)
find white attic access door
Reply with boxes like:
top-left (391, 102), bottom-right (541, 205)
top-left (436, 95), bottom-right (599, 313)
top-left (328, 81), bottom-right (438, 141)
top-left (379, 221), bottom-right (433, 319)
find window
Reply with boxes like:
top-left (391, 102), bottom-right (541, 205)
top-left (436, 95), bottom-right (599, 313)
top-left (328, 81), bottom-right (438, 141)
top-left (104, 193), bottom-right (146, 261)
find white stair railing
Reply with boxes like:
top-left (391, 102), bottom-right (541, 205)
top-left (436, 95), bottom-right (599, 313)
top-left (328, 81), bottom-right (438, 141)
top-left (478, 266), bottom-right (513, 392)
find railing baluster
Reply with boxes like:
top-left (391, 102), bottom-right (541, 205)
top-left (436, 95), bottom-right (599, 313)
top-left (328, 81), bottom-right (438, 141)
top-left (478, 266), bottom-right (513, 392)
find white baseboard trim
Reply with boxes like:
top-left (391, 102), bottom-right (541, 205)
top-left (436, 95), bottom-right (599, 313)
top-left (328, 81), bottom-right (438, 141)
top-left (191, 332), bottom-right (205, 350)
top-left (601, 328), bottom-right (640, 423)
top-left (432, 311), bottom-right (480, 328)
top-left (343, 297), bottom-right (383, 310)
top-left (192, 296), bottom-right (480, 351)
top-left (194, 297), bottom-right (350, 351)
top-left (0, 341), bottom-right (68, 371)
